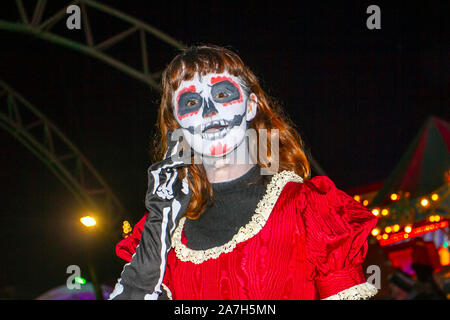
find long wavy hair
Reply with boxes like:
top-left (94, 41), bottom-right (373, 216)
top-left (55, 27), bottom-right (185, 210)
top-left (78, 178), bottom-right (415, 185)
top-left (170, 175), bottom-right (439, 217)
top-left (154, 45), bottom-right (310, 220)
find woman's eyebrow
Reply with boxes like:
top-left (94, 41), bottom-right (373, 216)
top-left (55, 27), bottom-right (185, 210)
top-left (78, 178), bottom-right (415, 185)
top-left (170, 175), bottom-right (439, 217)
top-left (208, 80), bottom-right (229, 87)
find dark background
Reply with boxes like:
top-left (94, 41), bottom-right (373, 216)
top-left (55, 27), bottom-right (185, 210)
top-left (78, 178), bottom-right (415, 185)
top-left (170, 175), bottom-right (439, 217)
top-left (0, 1), bottom-right (448, 298)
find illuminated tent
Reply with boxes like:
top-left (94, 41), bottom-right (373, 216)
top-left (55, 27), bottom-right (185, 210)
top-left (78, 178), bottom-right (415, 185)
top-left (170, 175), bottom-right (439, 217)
top-left (367, 117), bottom-right (449, 274)
top-left (371, 116), bottom-right (449, 207)
top-left (369, 116), bottom-right (449, 228)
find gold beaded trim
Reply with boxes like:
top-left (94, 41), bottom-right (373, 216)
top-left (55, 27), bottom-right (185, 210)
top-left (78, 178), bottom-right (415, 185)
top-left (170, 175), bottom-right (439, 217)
top-left (161, 283), bottom-right (173, 300)
top-left (171, 170), bottom-right (304, 264)
top-left (323, 282), bottom-right (378, 300)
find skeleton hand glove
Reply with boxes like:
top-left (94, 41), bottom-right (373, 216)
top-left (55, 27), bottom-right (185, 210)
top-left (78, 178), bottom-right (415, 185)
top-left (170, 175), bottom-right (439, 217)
top-left (109, 130), bottom-right (191, 300)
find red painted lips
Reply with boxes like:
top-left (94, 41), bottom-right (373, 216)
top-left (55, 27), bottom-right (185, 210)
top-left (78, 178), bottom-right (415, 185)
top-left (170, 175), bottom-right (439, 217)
top-left (209, 141), bottom-right (229, 155)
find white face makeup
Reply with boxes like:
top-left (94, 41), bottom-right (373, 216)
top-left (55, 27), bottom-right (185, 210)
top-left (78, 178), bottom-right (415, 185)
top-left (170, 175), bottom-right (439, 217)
top-left (172, 72), bottom-right (257, 157)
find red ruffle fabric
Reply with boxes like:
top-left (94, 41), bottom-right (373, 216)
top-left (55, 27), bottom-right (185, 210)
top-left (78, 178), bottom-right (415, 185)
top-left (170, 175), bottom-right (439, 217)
top-left (115, 176), bottom-right (378, 299)
top-left (115, 212), bottom-right (148, 262)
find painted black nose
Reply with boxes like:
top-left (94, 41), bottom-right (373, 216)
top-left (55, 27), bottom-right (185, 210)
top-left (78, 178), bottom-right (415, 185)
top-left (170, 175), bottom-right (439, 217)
top-left (202, 98), bottom-right (218, 118)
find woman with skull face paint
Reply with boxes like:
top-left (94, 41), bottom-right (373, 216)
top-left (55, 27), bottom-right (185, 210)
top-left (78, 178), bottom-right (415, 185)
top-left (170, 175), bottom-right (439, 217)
top-left (110, 45), bottom-right (379, 300)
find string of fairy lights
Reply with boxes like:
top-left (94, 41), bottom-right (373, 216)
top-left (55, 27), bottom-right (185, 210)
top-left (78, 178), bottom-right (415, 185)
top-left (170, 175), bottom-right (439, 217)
top-left (353, 170), bottom-right (450, 248)
top-left (120, 171), bottom-right (450, 251)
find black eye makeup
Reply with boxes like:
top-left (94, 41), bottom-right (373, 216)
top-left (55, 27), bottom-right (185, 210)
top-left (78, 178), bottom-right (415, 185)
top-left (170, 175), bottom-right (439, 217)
top-left (211, 80), bottom-right (240, 104)
top-left (177, 91), bottom-right (203, 116)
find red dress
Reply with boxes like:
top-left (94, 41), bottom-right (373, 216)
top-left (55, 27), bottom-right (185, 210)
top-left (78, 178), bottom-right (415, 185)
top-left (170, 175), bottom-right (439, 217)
top-left (116, 172), bottom-right (378, 300)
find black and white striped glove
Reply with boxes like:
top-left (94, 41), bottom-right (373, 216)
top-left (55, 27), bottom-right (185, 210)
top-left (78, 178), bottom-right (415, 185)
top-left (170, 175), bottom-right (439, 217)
top-left (109, 130), bottom-right (191, 300)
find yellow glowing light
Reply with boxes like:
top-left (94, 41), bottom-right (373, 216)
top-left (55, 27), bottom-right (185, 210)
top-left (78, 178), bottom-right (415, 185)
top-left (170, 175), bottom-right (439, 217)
top-left (371, 228), bottom-right (380, 236)
top-left (385, 226), bottom-right (392, 233)
top-left (122, 221), bottom-right (132, 234)
top-left (393, 224), bottom-right (400, 232)
top-left (438, 246), bottom-right (450, 266)
top-left (429, 215), bottom-right (435, 222)
top-left (431, 194), bottom-right (439, 201)
top-left (372, 208), bottom-right (380, 216)
top-left (435, 215), bottom-right (441, 222)
top-left (376, 235), bottom-right (382, 240)
top-left (363, 200), bottom-right (369, 206)
top-left (420, 198), bottom-right (429, 207)
top-left (381, 209), bottom-right (389, 216)
top-left (390, 193), bottom-right (399, 201)
top-left (382, 234), bottom-right (389, 240)
top-left (80, 216), bottom-right (96, 227)
top-left (404, 225), bottom-right (412, 233)
top-left (404, 234), bottom-right (409, 239)
top-left (353, 195), bottom-right (361, 202)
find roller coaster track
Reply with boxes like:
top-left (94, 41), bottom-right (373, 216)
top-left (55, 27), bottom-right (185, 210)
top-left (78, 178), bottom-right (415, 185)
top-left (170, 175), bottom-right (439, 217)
top-left (0, 79), bottom-right (128, 224)
top-left (0, 0), bottom-right (186, 91)
top-left (0, 1), bottom-right (327, 224)
top-left (0, 1), bottom-right (189, 225)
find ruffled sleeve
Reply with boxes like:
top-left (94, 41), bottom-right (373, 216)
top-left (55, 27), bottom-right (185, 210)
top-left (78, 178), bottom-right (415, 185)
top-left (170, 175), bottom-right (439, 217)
top-left (114, 212), bottom-right (174, 300)
top-left (115, 213), bottom-right (148, 262)
top-left (298, 176), bottom-right (379, 300)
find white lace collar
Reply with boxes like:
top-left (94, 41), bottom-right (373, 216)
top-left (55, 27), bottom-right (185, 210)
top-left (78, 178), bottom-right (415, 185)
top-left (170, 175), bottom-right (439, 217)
top-left (171, 170), bottom-right (304, 264)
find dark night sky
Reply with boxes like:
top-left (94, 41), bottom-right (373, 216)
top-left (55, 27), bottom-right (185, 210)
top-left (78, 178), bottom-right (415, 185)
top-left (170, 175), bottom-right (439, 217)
top-left (0, 1), bottom-right (448, 298)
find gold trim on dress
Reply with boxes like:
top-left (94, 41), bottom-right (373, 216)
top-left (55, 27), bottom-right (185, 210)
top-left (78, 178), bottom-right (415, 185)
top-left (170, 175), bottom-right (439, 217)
top-left (161, 283), bottom-right (173, 300)
top-left (171, 170), bottom-right (304, 264)
top-left (322, 282), bottom-right (378, 300)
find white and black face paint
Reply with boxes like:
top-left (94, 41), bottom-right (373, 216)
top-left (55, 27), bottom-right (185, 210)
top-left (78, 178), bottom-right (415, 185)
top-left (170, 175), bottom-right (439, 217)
top-left (172, 72), bottom-right (256, 157)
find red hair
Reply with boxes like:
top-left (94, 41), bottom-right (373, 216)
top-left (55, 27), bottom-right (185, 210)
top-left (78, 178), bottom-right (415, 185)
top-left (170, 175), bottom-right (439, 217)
top-left (154, 45), bottom-right (310, 219)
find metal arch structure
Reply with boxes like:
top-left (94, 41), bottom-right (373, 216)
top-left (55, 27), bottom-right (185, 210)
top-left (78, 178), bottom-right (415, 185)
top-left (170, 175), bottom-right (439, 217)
top-left (0, 0), bottom-right (188, 226)
top-left (0, 1), bottom-right (328, 197)
top-left (0, 0), bottom-right (186, 91)
top-left (0, 79), bottom-right (126, 225)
